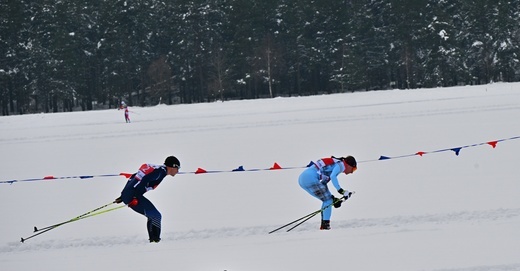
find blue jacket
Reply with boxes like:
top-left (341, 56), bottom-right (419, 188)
top-left (121, 164), bottom-right (167, 204)
top-left (313, 158), bottom-right (346, 192)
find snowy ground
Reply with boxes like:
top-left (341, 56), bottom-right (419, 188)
top-left (1, 83), bottom-right (520, 271)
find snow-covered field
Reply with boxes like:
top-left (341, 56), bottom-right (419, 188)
top-left (1, 83), bottom-right (520, 271)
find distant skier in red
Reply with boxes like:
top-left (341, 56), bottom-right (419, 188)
top-left (124, 107), bottom-right (130, 123)
top-left (118, 101), bottom-right (130, 123)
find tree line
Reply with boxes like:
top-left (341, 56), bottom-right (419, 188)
top-left (1, 0), bottom-right (519, 115)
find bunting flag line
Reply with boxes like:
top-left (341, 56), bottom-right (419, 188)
top-left (0, 173), bottom-right (131, 185)
top-left (372, 135), bottom-right (520, 162)
top-left (2, 136), bottom-right (519, 185)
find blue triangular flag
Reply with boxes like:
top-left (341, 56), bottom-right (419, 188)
top-left (232, 166), bottom-right (245, 172)
top-left (379, 156), bottom-right (391, 160)
top-left (79, 175), bottom-right (94, 179)
top-left (451, 148), bottom-right (462, 156)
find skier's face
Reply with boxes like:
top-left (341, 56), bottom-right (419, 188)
top-left (167, 166), bottom-right (179, 176)
top-left (344, 165), bottom-right (357, 175)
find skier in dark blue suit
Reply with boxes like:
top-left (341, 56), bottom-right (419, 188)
top-left (115, 156), bottom-right (180, 243)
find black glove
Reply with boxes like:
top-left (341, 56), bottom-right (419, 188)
top-left (332, 196), bottom-right (342, 208)
top-left (114, 197), bottom-right (122, 204)
top-left (338, 188), bottom-right (352, 200)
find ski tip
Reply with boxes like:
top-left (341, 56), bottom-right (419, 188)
top-left (20, 237), bottom-right (25, 243)
top-left (33, 226), bottom-right (38, 232)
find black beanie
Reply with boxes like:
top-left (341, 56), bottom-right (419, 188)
top-left (164, 156), bottom-right (180, 168)
top-left (344, 156), bottom-right (357, 168)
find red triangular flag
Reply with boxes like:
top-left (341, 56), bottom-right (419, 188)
top-left (195, 168), bottom-right (207, 174)
top-left (43, 176), bottom-right (55, 180)
top-left (416, 151), bottom-right (426, 156)
top-left (119, 172), bottom-right (133, 178)
top-left (270, 162), bottom-right (282, 170)
top-left (487, 141), bottom-right (498, 148)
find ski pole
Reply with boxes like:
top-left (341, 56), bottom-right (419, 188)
top-left (21, 205), bottom-right (125, 243)
top-left (282, 198), bottom-right (341, 233)
top-left (21, 205), bottom-right (124, 243)
top-left (287, 192), bottom-right (355, 232)
top-left (21, 202), bottom-right (124, 243)
top-left (286, 211), bottom-right (321, 232)
top-left (33, 202), bottom-right (115, 232)
top-left (269, 193), bottom-right (353, 234)
top-left (268, 209), bottom-right (321, 234)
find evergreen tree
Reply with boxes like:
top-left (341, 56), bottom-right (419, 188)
top-left (2, 0), bottom-right (520, 115)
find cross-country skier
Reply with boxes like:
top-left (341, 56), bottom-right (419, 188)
top-left (124, 107), bottom-right (130, 123)
top-left (117, 101), bottom-right (130, 123)
top-left (298, 156), bottom-right (357, 230)
top-left (114, 156), bottom-right (180, 242)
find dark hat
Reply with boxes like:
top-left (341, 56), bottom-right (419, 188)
top-left (164, 156), bottom-right (180, 168)
top-left (344, 156), bottom-right (357, 168)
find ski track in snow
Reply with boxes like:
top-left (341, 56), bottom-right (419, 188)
top-left (2, 85), bottom-right (520, 271)
top-left (1, 101), bottom-right (519, 145)
top-left (2, 207), bottom-right (519, 254)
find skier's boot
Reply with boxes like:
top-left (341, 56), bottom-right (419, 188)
top-left (147, 219), bottom-right (161, 243)
top-left (320, 220), bottom-right (331, 230)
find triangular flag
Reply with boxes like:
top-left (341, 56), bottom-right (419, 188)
top-left (43, 176), bottom-right (55, 180)
top-left (451, 148), bottom-right (462, 156)
top-left (120, 172), bottom-right (133, 178)
top-left (270, 162), bottom-right (282, 170)
top-left (416, 151), bottom-right (426, 156)
top-left (487, 141), bottom-right (498, 148)
top-left (379, 156), bottom-right (391, 160)
top-left (79, 175), bottom-right (94, 179)
top-left (306, 161), bottom-right (314, 167)
top-left (232, 166), bottom-right (245, 171)
top-left (195, 168), bottom-right (207, 174)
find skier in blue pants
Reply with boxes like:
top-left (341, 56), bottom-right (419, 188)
top-left (298, 156), bottom-right (357, 230)
top-left (115, 156), bottom-right (180, 243)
